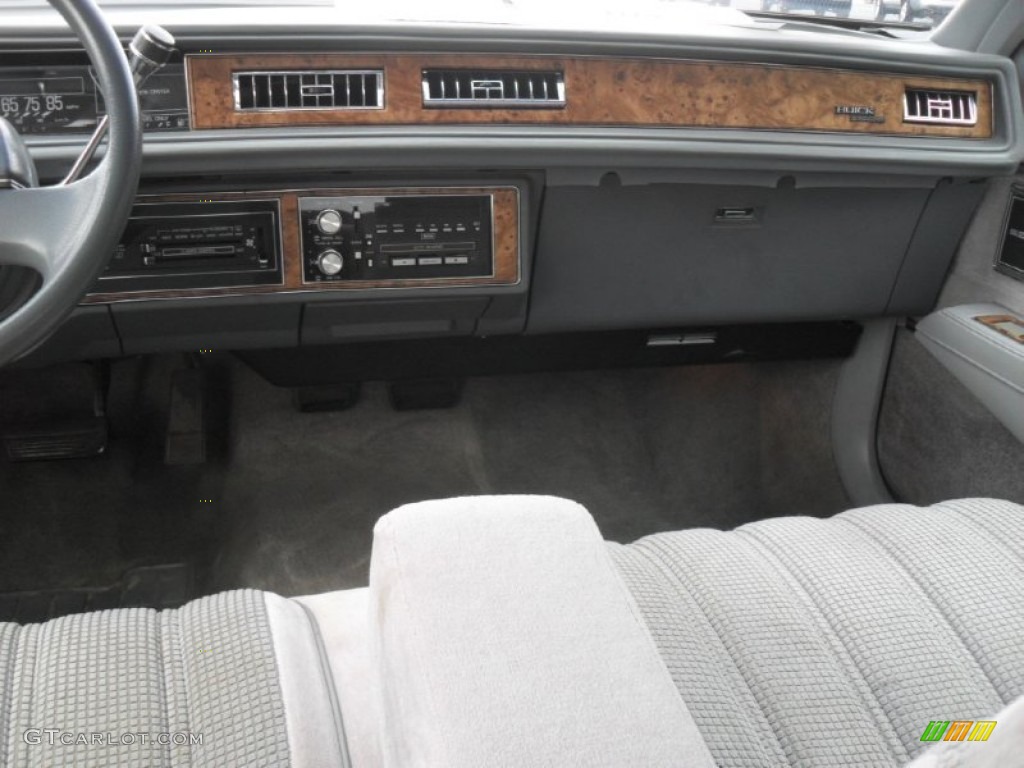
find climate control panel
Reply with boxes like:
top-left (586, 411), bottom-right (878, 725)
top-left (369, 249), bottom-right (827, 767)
top-left (298, 192), bottom-right (495, 284)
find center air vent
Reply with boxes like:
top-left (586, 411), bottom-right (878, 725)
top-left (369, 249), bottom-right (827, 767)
top-left (422, 70), bottom-right (565, 108)
top-left (903, 88), bottom-right (978, 126)
top-left (233, 70), bottom-right (384, 111)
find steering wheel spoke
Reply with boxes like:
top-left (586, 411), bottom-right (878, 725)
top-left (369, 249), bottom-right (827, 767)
top-left (0, 0), bottom-right (141, 365)
top-left (0, 176), bottom-right (103, 282)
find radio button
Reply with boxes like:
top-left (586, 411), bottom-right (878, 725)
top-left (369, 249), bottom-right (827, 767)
top-left (316, 210), bottom-right (343, 236)
top-left (317, 250), bottom-right (344, 276)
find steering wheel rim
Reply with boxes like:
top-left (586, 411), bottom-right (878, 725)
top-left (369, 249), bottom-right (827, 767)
top-left (0, 0), bottom-right (141, 366)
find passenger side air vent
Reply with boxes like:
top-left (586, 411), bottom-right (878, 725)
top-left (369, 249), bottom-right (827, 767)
top-left (422, 70), bottom-right (565, 108)
top-left (233, 70), bottom-right (384, 111)
top-left (903, 88), bottom-right (978, 126)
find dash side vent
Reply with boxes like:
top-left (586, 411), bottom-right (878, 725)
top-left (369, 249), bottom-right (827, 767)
top-left (903, 88), bottom-right (978, 126)
top-left (422, 69), bottom-right (565, 108)
top-left (233, 70), bottom-right (384, 111)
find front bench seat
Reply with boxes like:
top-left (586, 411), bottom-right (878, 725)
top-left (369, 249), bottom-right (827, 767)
top-left (2, 496), bottom-right (1022, 767)
top-left (610, 497), bottom-right (1024, 767)
top-left (354, 495), bottom-right (1024, 768)
top-left (0, 589), bottom-right (348, 767)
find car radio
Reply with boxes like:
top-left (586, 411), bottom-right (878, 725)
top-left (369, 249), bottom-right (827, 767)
top-left (298, 193), bottom-right (495, 283)
top-left (99, 200), bottom-right (283, 293)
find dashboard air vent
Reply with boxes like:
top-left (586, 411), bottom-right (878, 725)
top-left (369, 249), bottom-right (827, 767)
top-left (903, 88), bottom-right (977, 126)
top-left (233, 70), bottom-right (384, 111)
top-left (422, 70), bottom-right (565, 108)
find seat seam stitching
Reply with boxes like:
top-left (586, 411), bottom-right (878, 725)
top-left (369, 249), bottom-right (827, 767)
top-left (251, 592), bottom-right (294, 767)
top-left (11, 623), bottom-right (41, 768)
top-left (633, 540), bottom-right (789, 767)
top-left (736, 527), bottom-right (909, 765)
top-left (24, 624), bottom-right (41, 768)
top-left (835, 516), bottom-right (1005, 704)
top-left (150, 610), bottom-right (173, 768)
top-left (170, 608), bottom-right (196, 768)
top-left (943, 506), bottom-right (1024, 574)
top-left (294, 598), bottom-right (353, 768)
top-left (1, 626), bottom-right (19, 768)
top-left (601, 543), bottom-right (722, 764)
top-left (615, 542), bottom-right (760, 764)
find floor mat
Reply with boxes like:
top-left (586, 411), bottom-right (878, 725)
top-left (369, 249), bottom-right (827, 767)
top-left (209, 357), bottom-right (850, 597)
top-left (0, 563), bottom-right (194, 623)
top-left (0, 355), bottom-right (851, 603)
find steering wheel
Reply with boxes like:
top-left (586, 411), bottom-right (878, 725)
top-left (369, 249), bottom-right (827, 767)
top-left (0, 0), bottom-right (141, 366)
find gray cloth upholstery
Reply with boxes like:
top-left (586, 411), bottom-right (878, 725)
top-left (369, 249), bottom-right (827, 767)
top-left (0, 589), bottom-right (347, 768)
top-left (5, 495), bottom-right (1023, 768)
top-left (298, 589), bottom-right (380, 768)
top-left (368, 495), bottom-right (715, 768)
top-left (611, 498), bottom-right (1024, 768)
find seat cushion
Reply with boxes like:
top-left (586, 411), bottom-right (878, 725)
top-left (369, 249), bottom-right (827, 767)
top-left (0, 589), bottom-right (348, 768)
top-left (610, 498), bottom-right (1024, 768)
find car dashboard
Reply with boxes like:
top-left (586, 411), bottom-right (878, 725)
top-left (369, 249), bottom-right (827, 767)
top-left (3, 6), bottom-right (1023, 373)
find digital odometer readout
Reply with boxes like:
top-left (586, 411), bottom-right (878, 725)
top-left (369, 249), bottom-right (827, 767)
top-left (0, 64), bottom-right (189, 135)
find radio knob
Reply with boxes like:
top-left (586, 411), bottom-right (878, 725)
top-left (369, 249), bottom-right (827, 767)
top-left (316, 210), bottom-right (343, 235)
top-left (317, 250), bottom-right (344, 276)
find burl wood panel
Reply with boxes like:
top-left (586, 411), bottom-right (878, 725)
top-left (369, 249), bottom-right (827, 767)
top-left (188, 53), bottom-right (993, 138)
top-left (84, 186), bottom-right (520, 303)
top-left (975, 314), bottom-right (1024, 345)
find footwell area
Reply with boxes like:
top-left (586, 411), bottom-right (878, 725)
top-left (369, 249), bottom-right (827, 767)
top-left (0, 563), bottom-right (193, 623)
top-left (0, 355), bottom-right (850, 605)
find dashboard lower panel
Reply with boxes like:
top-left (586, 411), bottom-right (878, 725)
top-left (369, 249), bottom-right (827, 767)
top-left (239, 321), bottom-right (864, 387)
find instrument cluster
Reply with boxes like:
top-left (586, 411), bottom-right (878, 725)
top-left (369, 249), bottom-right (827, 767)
top-left (0, 61), bottom-right (188, 135)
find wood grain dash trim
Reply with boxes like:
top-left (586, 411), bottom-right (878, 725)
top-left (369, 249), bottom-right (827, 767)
top-left (187, 53), bottom-right (994, 139)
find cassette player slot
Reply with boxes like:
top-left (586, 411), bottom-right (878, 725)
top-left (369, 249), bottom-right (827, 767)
top-left (100, 199), bottom-right (283, 293)
top-left (156, 245), bottom-right (239, 261)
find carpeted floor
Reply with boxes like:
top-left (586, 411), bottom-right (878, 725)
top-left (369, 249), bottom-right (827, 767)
top-left (0, 354), bottom-right (851, 602)
top-left (878, 328), bottom-right (1024, 507)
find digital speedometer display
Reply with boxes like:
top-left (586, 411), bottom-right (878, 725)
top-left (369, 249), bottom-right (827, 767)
top-left (0, 67), bottom-right (97, 134)
top-left (0, 64), bottom-right (189, 135)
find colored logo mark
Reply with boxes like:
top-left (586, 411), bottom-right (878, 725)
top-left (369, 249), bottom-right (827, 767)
top-left (920, 720), bottom-right (997, 743)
